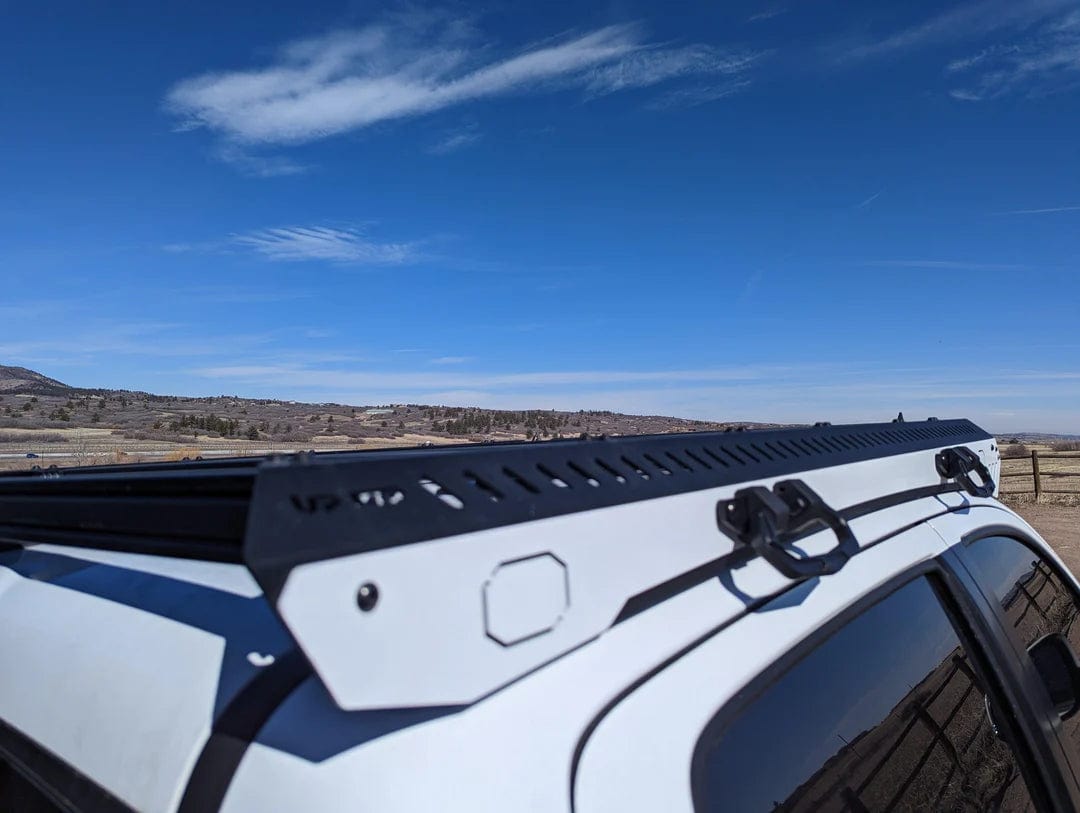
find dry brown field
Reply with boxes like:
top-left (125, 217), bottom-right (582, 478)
top-left (0, 426), bottom-right (473, 472)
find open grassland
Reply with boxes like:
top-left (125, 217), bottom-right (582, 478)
top-left (0, 426), bottom-right (468, 471)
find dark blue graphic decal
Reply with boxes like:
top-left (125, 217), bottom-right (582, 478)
top-left (257, 676), bottom-right (464, 762)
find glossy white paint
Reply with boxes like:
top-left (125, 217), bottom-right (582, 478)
top-left (0, 570), bottom-right (221, 812)
top-left (572, 523), bottom-right (952, 813)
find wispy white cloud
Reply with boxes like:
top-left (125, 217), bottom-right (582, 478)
top-left (215, 145), bottom-right (310, 177)
top-left (948, 88), bottom-right (985, 101)
top-left (0, 300), bottom-right (78, 321)
top-left (646, 79), bottom-right (752, 110)
top-left (946, 10), bottom-right (1080, 100)
top-left (747, 8), bottom-right (786, 24)
top-left (163, 225), bottom-right (418, 266)
top-left (1004, 370), bottom-right (1080, 381)
top-left (233, 225), bottom-right (415, 264)
top-left (166, 23), bottom-right (631, 144)
top-left (945, 44), bottom-right (1023, 74)
top-left (840, 1), bottom-right (1080, 100)
top-left (0, 321), bottom-right (275, 362)
top-left (184, 361), bottom-right (1080, 431)
top-left (856, 189), bottom-right (885, 208)
top-left (162, 240), bottom-right (222, 254)
top-left (170, 285), bottom-right (315, 304)
top-left (430, 356), bottom-right (473, 365)
top-left (426, 123), bottom-right (481, 154)
top-left (845, 0), bottom-right (1072, 60)
top-left (191, 363), bottom-right (787, 390)
top-left (165, 18), bottom-right (760, 145)
top-left (583, 44), bottom-right (761, 96)
top-left (1006, 204), bottom-right (1080, 214)
top-left (863, 259), bottom-right (1024, 271)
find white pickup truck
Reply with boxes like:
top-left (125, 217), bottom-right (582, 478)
top-left (3, 418), bottom-right (1079, 812)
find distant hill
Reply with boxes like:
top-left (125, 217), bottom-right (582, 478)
top-left (996, 432), bottom-right (1080, 443)
top-left (0, 365), bottom-right (776, 447)
top-left (0, 365), bottom-right (74, 396)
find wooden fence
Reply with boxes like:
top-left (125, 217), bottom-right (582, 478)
top-left (999, 450), bottom-right (1080, 497)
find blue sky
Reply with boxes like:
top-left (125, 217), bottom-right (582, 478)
top-left (2, 0), bottom-right (1079, 431)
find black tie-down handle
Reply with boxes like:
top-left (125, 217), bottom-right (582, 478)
top-left (935, 446), bottom-right (995, 498)
top-left (716, 479), bottom-right (858, 581)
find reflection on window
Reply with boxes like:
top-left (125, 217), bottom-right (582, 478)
top-left (694, 578), bottom-right (1035, 812)
top-left (966, 535), bottom-right (1080, 764)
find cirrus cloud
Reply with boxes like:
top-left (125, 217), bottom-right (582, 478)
top-left (233, 225), bottom-right (415, 264)
top-left (946, 8), bottom-right (1080, 100)
top-left (165, 17), bottom-right (761, 145)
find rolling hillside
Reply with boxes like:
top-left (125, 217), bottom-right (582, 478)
top-left (0, 365), bottom-right (772, 453)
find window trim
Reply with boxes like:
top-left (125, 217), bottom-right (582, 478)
top-left (940, 545), bottom-right (1077, 811)
top-left (960, 523), bottom-right (1046, 551)
top-left (688, 558), bottom-right (1061, 812)
top-left (951, 524), bottom-right (1080, 805)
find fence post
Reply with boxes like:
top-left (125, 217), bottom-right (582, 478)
top-left (1032, 449), bottom-right (1042, 500)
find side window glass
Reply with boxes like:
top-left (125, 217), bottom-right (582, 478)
top-left (965, 535), bottom-right (1080, 754)
top-left (693, 577), bottom-right (1038, 812)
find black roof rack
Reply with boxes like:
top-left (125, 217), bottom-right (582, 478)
top-left (0, 419), bottom-right (992, 600)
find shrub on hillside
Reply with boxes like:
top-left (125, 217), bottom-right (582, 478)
top-left (121, 429), bottom-right (175, 442)
top-left (277, 432), bottom-right (313, 443)
top-left (1001, 443), bottom-right (1029, 458)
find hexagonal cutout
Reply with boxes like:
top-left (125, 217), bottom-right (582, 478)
top-left (483, 553), bottom-right (569, 647)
